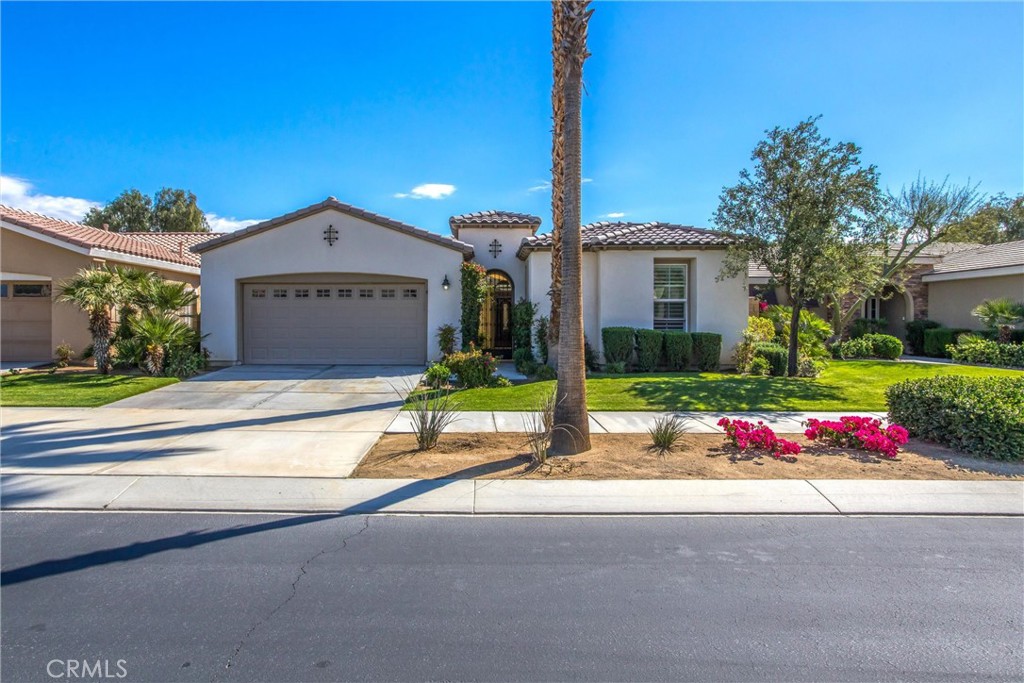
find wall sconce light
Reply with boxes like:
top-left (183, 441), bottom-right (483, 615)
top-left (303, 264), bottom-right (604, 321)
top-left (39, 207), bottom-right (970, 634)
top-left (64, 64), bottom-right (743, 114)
top-left (442, 275), bottom-right (451, 290)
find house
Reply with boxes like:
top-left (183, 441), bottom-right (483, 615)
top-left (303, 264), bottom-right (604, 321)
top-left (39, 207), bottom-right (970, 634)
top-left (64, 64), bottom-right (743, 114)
top-left (0, 205), bottom-right (220, 362)
top-left (922, 240), bottom-right (1024, 329)
top-left (195, 198), bottom-right (747, 366)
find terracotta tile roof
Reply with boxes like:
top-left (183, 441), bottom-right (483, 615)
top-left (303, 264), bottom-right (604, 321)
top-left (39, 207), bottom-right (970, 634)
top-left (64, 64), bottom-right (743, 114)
top-left (449, 210), bottom-right (542, 232)
top-left (518, 221), bottom-right (731, 258)
top-left (928, 239), bottom-right (1024, 275)
top-left (0, 204), bottom-right (205, 268)
top-left (194, 197), bottom-right (475, 255)
top-left (127, 232), bottom-right (224, 267)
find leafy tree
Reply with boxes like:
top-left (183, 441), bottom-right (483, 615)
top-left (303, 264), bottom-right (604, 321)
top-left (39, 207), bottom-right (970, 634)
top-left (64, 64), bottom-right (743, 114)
top-left (83, 188), bottom-right (152, 233)
top-left (944, 193), bottom-right (1024, 244)
top-left (82, 187), bottom-right (210, 232)
top-left (714, 117), bottom-right (883, 375)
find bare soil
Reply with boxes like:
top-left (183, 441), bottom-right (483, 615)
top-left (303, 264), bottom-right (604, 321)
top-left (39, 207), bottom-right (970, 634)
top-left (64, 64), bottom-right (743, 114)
top-left (355, 433), bottom-right (1024, 480)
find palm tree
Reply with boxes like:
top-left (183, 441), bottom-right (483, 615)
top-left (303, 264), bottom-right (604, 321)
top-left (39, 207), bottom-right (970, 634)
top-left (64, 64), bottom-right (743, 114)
top-left (547, 0), bottom-right (566, 369)
top-left (57, 266), bottom-right (133, 374)
top-left (972, 298), bottom-right (1024, 343)
top-left (550, 0), bottom-right (593, 455)
top-left (130, 313), bottom-right (194, 376)
top-left (138, 279), bottom-right (198, 317)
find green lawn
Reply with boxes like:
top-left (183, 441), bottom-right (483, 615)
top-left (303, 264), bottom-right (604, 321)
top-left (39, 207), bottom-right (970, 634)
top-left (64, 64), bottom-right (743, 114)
top-left (0, 372), bottom-right (178, 407)
top-left (444, 360), bottom-right (1022, 412)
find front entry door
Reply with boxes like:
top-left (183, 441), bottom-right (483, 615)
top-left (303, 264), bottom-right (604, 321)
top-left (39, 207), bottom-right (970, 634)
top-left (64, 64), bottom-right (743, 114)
top-left (481, 270), bottom-right (513, 357)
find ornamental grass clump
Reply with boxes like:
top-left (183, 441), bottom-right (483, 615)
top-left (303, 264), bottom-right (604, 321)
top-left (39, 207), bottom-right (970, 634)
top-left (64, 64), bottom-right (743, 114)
top-left (648, 415), bottom-right (686, 455)
top-left (804, 416), bottom-right (909, 459)
top-left (717, 417), bottom-right (801, 460)
top-left (407, 387), bottom-right (458, 451)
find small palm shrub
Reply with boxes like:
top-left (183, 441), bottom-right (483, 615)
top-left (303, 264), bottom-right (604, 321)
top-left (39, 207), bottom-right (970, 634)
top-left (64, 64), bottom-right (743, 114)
top-left (635, 329), bottom-right (664, 372)
top-left (692, 332), bottom-right (723, 371)
top-left (424, 362), bottom-right (452, 388)
top-left (436, 324), bottom-right (458, 358)
top-left (648, 415), bottom-right (686, 454)
top-left (112, 336), bottom-right (146, 370)
top-left (663, 331), bottom-right (693, 370)
top-left (445, 345), bottom-right (498, 388)
top-left (130, 313), bottom-right (194, 376)
top-left (602, 326), bottom-right (635, 365)
top-left (972, 297), bottom-right (1024, 343)
top-left (408, 388), bottom-right (458, 451)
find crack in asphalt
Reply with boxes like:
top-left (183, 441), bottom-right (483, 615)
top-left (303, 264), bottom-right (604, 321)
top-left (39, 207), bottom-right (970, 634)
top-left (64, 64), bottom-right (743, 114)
top-left (213, 516), bottom-right (373, 681)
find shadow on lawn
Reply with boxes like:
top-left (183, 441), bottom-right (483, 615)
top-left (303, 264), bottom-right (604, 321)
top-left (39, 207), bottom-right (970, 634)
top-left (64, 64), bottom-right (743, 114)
top-left (620, 374), bottom-right (847, 411)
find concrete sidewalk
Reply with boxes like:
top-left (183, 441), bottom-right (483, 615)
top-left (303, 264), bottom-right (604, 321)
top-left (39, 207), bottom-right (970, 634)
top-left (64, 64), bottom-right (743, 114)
top-left (387, 410), bottom-right (890, 434)
top-left (2, 474), bottom-right (1020, 515)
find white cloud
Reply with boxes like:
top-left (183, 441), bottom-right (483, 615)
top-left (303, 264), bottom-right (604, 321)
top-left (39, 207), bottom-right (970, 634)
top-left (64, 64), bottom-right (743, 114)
top-left (0, 175), bottom-right (100, 222)
top-left (582, 177), bottom-right (593, 183)
top-left (206, 213), bottom-right (264, 232)
top-left (603, 212), bottom-right (626, 219)
top-left (527, 181), bottom-right (551, 193)
top-left (394, 183), bottom-right (456, 200)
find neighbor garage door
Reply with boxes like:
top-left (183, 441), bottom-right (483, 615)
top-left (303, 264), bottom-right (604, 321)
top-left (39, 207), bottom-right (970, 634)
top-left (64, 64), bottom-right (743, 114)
top-left (243, 283), bottom-right (426, 364)
top-left (0, 284), bottom-right (53, 362)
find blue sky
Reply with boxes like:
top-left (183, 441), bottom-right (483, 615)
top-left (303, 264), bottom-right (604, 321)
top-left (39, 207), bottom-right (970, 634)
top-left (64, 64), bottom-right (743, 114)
top-left (2, 1), bottom-right (1021, 233)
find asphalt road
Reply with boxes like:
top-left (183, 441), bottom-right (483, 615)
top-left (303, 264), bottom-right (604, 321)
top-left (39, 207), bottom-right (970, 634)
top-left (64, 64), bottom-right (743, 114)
top-left (2, 512), bottom-right (1022, 683)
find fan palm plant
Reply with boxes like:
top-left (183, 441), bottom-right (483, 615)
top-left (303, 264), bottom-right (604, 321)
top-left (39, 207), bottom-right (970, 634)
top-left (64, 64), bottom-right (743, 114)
top-left (550, 0), bottom-right (593, 455)
top-left (130, 313), bottom-right (194, 376)
top-left (57, 267), bottom-right (134, 374)
top-left (971, 297), bottom-right (1024, 343)
top-left (139, 279), bottom-right (198, 317)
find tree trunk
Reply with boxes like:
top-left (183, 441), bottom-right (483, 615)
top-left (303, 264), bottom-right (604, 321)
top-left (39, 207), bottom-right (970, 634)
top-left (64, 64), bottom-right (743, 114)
top-left (89, 309), bottom-right (114, 375)
top-left (547, 0), bottom-right (566, 368)
top-left (787, 299), bottom-right (802, 377)
top-left (550, 1), bottom-right (592, 455)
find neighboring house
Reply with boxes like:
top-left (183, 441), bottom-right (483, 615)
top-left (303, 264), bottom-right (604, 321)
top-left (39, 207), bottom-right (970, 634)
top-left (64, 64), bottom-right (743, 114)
top-left (922, 240), bottom-right (1024, 330)
top-left (0, 205), bottom-right (220, 362)
top-left (195, 198), bottom-right (746, 366)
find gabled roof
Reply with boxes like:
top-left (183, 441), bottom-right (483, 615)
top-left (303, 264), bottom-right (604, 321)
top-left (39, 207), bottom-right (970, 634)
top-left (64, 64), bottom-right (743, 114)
top-left (0, 204), bottom-right (210, 268)
top-left (194, 197), bottom-right (475, 255)
top-left (517, 221), bottom-right (732, 259)
top-left (449, 210), bottom-right (542, 235)
top-left (926, 239), bottom-right (1024, 275)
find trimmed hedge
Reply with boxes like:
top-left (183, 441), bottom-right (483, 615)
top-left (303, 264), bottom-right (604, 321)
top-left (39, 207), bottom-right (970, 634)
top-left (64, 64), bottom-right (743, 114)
top-left (886, 375), bottom-right (1024, 460)
top-left (923, 327), bottom-right (972, 358)
top-left (663, 331), bottom-right (693, 371)
top-left (692, 332), bottom-right (723, 372)
top-left (602, 327), bottom-right (635, 365)
top-left (753, 342), bottom-right (787, 377)
top-left (835, 333), bottom-right (903, 360)
top-left (635, 329), bottom-right (665, 372)
top-left (948, 335), bottom-right (1024, 368)
top-left (906, 320), bottom-right (940, 356)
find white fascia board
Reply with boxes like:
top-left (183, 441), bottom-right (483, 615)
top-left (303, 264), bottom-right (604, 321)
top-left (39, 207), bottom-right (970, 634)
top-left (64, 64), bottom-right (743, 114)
top-left (90, 249), bottom-right (200, 276)
top-left (922, 264), bottom-right (1024, 283)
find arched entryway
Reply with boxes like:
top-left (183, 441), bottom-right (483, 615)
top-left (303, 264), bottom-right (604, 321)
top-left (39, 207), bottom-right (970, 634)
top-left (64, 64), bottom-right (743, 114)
top-left (480, 269), bottom-right (513, 357)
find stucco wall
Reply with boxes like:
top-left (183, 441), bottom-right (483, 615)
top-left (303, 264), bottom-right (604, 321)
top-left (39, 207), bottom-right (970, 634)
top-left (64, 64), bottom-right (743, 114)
top-left (523, 248), bottom-right (747, 365)
top-left (199, 208), bottom-right (465, 364)
top-left (926, 274), bottom-right (1024, 329)
top-left (452, 226), bottom-right (531, 298)
top-left (1, 227), bottom-right (199, 359)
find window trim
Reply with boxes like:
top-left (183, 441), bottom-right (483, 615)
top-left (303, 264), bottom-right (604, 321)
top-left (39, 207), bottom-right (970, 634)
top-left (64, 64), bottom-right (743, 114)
top-left (653, 262), bottom-right (688, 331)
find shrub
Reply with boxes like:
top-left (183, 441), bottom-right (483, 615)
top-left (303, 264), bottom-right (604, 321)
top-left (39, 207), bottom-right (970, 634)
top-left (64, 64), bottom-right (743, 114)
top-left (763, 305), bottom-right (831, 360)
top-left (522, 389), bottom-right (557, 464)
top-left (749, 356), bottom-right (771, 376)
top-left (512, 347), bottom-right (535, 374)
top-left (407, 388), bottom-right (458, 450)
top-left (976, 328), bottom-right (1024, 345)
top-left (949, 335), bottom-right (1024, 368)
top-left (804, 416), bottom-right (909, 459)
top-left (490, 376), bottom-right (513, 388)
top-left (797, 357), bottom-right (826, 378)
top-left (718, 418), bottom-right (801, 459)
top-left (534, 316), bottom-right (549, 364)
top-left (734, 317), bottom-right (773, 373)
top-left (533, 364), bottom-right (557, 381)
top-left (886, 375), bottom-right (1024, 460)
top-left (635, 329), bottom-right (664, 372)
top-left (849, 317), bottom-right (888, 339)
top-left (602, 327), bottom-right (635, 365)
top-left (648, 415), bottom-right (686, 454)
top-left (753, 342), bottom-right (787, 377)
top-left (445, 344), bottom-right (498, 388)
top-left (424, 362), bottom-right (452, 388)
top-left (436, 324), bottom-right (458, 358)
top-left (511, 298), bottom-right (537, 354)
top-left (584, 337), bottom-right (600, 372)
top-left (54, 343), bottom-right (75, 368)
top-left (663, 331), bottom-right (693, 371)
top-left (924, 327), bottom-right (972, 358)
top-left (834, 333), bottom-right (903, 360)
top-left (692, 332), bottom-right (722, 371)
top-left (604, 361), bottom-right (626, 374)
top-left (111, 335), bottom-right (145, 370)
top-left (460, 261), bottom-right (487, 349)
top-left (905, 320), bottom-right (941, 355)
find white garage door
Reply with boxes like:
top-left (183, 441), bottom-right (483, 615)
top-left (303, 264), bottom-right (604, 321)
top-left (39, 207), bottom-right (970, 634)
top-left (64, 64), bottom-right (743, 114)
top-left (243, 283), bottom-right (426, 364)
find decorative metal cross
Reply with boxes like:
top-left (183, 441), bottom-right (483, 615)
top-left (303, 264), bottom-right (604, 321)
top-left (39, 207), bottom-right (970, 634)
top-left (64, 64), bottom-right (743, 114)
top-left (489, 239), bottom-right (502, 258)
top-left (323, 224), bottom-right (338, 246)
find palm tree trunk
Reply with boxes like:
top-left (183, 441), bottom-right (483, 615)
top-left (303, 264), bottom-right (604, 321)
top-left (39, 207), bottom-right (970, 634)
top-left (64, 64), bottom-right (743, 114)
top-left (547, 0), bottom-right (567, 369)
top-left (550, 0), bottom-right (593, 455)
top-left (89, 310), bottom-right (114, 374)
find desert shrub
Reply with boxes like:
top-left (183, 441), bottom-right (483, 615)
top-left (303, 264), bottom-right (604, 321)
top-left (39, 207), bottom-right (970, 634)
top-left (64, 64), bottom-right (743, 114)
top-left (753, 342), bottom-right (787, 376)
top-left (635, 329), bottom-right (665, 372)
top-left (436, 324), bottom-right (458, 358)
top-left (924, 327), bottom-right (972, 358)
top-left (522, 389), bottom-right (557, 464)
top-left (604, 361), bottom-right (626, 374)
top-left (663, 331), bottom-right (693, 371)
top-left (533, 364), bottom-right (557, 381)
top-left (849, 317), bottom-right (888, 339)
top-left (948, 335), bottom-right (1024, 368)
top-left (424, 362), bottom-right (452, 388)
top-left (54, 342), bottom-right (75, 368)
top-left (408, 388), bottom-right (458, 450)
top-left (584, 337), bottom-right (600, 372)
top-left (648, 415), bottom-right (686, 454)
top-left (534, 316), bottom-right (549, 364)
top-left (692, 332), bottom-right (722, 371)
top-left (511, 298), bottom-right (537, 355)
top-left (834, 333), bottom-right (903, 360)
top-left (749, 356), bottom-right (771, 376)
top-left (512, 347), bottom-right (535, 374)
top-left (164, 346), bottom-right (208, 378)
top-left (602, 327), bottom-right (635, 365)
top-left (445, 345), bottom-right (498, 388)
top-left (886, 375), bottom-right (1024, 460)
top-left (905, 320), bottom-right (941, 355)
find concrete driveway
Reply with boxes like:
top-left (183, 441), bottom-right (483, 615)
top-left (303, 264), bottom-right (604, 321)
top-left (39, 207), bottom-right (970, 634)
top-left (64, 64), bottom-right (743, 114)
top-left (0, 365), bottom-right (422, 479)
